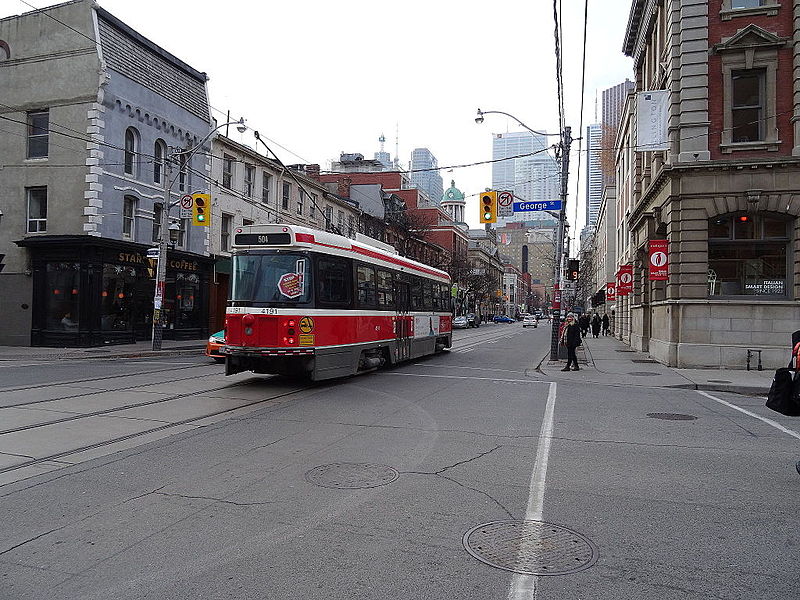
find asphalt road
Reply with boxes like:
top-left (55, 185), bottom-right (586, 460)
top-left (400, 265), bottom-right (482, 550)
top-left (1, 323), bottom-right (798, 599)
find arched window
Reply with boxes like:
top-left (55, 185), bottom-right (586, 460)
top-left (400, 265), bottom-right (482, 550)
top-left (708, 212), bottom-right (792, 297)
top-left (153, 139), bottom-right (166, 184)
top-left (124, 127), bottom-right (138, 176)
top-left (0, 40), bottom-right (9, 60)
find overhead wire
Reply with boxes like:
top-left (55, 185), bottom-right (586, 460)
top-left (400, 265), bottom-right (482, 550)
top-left (573, 0), bottom-right (590, 255)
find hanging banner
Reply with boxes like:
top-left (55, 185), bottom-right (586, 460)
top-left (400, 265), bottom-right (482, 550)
top-left (648, 239), bottom-right (669, 281)
top-left (617, 264), bottom-right (633, 296)
top-left (636, 90), bottom-right (669, 151)
top-left (606, 282), bottom-right (617, 302)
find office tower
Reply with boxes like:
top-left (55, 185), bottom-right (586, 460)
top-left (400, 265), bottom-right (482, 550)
top-left (601, 79), bottom-right (635, 186)
top-left (409, 148), bottom-right (443, 205)
top-left (586, 123), bottom-right (603, 226)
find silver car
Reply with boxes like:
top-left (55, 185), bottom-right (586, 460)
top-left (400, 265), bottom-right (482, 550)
top-left (522, 315), bottom-right (538, 328)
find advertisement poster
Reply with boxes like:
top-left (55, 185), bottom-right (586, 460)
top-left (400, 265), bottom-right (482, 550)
top-left (648, 240), bottom-right (669, 281)
top-left (636, 90), bottom-right (669, 151)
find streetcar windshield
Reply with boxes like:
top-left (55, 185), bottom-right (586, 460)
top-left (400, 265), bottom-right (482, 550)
top-left (231, 253), bottom-right (312, 304)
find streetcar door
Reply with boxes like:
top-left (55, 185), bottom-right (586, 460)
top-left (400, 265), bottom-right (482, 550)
top-left (394, 280), bottom-right (412, 362)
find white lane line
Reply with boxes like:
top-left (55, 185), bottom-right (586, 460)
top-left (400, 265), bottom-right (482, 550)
top-left (507, 381), bottom-right (557, 600)
top-left (697, 390), bottom-right (800, 441)
top-left (414, 364), bottom-right (524, 375)
top-left (382, 372), bottom-right (547, 385)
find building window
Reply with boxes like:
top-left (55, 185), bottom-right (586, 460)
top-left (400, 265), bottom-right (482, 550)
top-left (324, 205), bottom-right (333, 228)
top-left (731, 0), bottom-right (765, 7)
top-left (176, 218), bottom-right (187, 248)
top-left (348, 215), bottom-right (355, 238)
top-left (124, 127), bottom-right (137, 175)
top-left (26, 186), bottom-right (47, 232)
top-left (337, 210), bottom-right (344, 232)
top-left (152, 203), bottom-right (163, 242)
top-left (222, 154), bottom-right (234, 190)
top-left (309, 193), bottom-right (317, 217)
top-left (262, 172), bottom-right (272, 203)
top-left (178, 152), bottom-right (188, 192)
top-left (242, 218), bottom-right (254, 226)
top-left (708, 213), bottom-right (790, 297)
top-left (153, 140), bottom-right (166, 184)
top-left (27, 109), bottom-right (49, 158)
top-left (244, 164), bottom-right (255, 197)
top-left (122, 196), bottom-right (137, 239)
top-left (221, 213), bottom-right (232, 252)
top-left (282, 182), bottom-right (291, 210)
top-left (297, 189), bottom-right (304, 215)
top-left (731, 69), bottom-right (765, 143)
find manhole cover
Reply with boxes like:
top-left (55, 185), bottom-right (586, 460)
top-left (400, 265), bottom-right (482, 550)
top-left (627, 371), bottom-right (661, 376)
top-left (631, 359), bottom-right (658, 364)
top-left (707, 379), bottom-right (732, 384)
top-left (304, 463), bottom-right (398, 489)
top-left (463, 520), bottom-right (598, 576)
top-left (647, 413), bottom-right (698, 421)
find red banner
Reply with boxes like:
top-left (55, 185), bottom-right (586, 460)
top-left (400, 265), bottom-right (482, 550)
top-left (606, 282), bottom-right (617, 302)
top-left (617, 264), bottom-right (633, 296)
top-left (648, 239), bottom-right (669, 281)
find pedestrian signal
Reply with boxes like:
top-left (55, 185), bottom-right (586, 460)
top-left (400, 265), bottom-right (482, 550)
top-left (567, 259), bottom-right (579, 281)
top-left (192, 193), bottom-right (210, 226)
top-left (479, 191), bottom-right (497, 224)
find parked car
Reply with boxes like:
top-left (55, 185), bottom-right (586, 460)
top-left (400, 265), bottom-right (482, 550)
top-left (453, 315), bottom-right (469, 329)
top-left (466, 313), bottom-right (480, 328)
top-left (493, 315), bottom-right (515, 324)
top-left (206, 330), bottom-right (225, 363)
top-left (523, 315), bottom-right (538, 328)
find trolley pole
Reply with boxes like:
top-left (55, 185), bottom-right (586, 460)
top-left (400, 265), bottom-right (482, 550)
top-left (550, 126), bottom-right (572, 360)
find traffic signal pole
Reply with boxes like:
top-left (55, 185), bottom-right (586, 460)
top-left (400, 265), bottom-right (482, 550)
top-left (550, 126), bottom-right (572, 360)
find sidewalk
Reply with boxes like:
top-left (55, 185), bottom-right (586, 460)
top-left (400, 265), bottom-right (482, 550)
top-left (538, 334), bottom-right (773, 396)
top-left (0, 339), bottom-right (206, 361)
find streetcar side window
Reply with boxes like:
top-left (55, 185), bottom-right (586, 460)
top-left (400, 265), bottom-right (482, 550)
top-left (423, 280), bottom-right (434, 311)
top-left (316, 256), bottom-right (352, 307)
top-left (377, 269), bottom-right (394, 309)
top-left (410, 277), bottom-right (424, 310)
top-left (356, 264), bottom-right (377, 308)
top-left (431, 281), bottom-right (441, 311)
top-left (441, 283), bottom-right (451, 312)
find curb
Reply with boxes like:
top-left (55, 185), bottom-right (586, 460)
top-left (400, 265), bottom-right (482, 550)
top-left (0, 347), bottom-right (205, 362)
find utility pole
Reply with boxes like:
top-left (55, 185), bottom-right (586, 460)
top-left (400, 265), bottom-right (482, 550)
top-left (550, 126), bottom-right (572, 360)
top-left (151, 149), bottom-right (176, 351)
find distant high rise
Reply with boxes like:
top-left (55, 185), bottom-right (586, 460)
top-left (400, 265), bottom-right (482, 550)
top-left (586, 123), bottom-right (603, 226)
top-left (601, 79), bottom-right (635, 186)
top-left (409, 148), bottom-right (443, 205)
top-left (491, 131), bottom-right (560, 226)
top-left (374, 133), bottom-right (392, 169)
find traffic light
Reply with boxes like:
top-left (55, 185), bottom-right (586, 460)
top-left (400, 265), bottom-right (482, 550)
top-left (192, 193), bottom-right (210, 226)
top-left (567, 259), bottom-right (579, 281)
top-left (479, 191), bottom-right (497, 224)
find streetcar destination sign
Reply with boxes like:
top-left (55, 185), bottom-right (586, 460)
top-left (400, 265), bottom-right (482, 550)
top-left (513, 200), bottom-right (562, 212)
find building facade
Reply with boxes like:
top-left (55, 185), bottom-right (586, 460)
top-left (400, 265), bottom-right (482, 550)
top-left (618, 0), bottom-right (800, 368)
top-left (409, 148), bottom-right (443, 205)
top-left (0, 0), bottom-right (213, 346)
top-left (601, 79), bottom-right (636, 186)
top-left (585, 123), bottom-right (603, 226)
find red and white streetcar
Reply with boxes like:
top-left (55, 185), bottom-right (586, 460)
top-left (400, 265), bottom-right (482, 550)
top-left (223, 224), bottom-right (453, 380)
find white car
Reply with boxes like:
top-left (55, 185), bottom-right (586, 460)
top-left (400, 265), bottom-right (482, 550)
top-left (522, 315), bottom-right (538, 328)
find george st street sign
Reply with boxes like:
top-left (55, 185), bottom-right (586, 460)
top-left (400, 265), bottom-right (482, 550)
top-left (513, 200), bottom-right (562, 212)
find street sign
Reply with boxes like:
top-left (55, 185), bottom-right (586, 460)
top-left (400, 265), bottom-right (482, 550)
top-left (180, 208), bottom-right (193, 219)
top-left (146, 247), bottom-right (160, 259)
top-left (179, 194), bottom-right (194, 209)
top-left (513, 200), bottom-right (562, 212)
top-left (497, 191), bottom-right (513, 207)
top-left (648, 239), bottom-right (669, 281)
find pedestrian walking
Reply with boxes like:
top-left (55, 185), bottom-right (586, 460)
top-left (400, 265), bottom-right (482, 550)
top-left (602, 313), bottom-right (610, 336)
top-left (591, 314), bottom-right (601, 338)
top-left (560, 313), bottom-right (582, 371)
top-left (579, 314), bottom-right (589, 338)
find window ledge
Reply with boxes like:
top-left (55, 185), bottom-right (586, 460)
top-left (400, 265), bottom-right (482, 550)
top-left (720, 4), bottom-right (780, 20)
top-left (720, 140), bottom-right (781, 153)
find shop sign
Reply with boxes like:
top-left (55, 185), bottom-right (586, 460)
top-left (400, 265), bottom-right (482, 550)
top-left (744, 280), bottom-right (785, 295)
top-left (617, 264), bottom-right (633, 296)
top-left (648, 240), bottom-right (669, 281)
top-left (606, 282), bottom-right (616, 302)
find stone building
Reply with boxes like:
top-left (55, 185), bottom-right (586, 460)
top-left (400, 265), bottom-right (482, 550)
top-left (0, 0), bottom-right (213, 346)
top-left (618, 0), bottom-right (800, 368)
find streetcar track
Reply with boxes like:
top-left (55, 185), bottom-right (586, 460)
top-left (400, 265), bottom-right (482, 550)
top-left (0, 381), bottom-right (315, 476)
top-left (0, 362), bottom-right (217, 394)
top-left (0, 369), bottom-right (223, 410)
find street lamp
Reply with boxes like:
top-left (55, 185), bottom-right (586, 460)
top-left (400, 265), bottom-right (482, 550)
top-left (151, 117), bottom-right (246, 351)
top-left (474, 108), bottom-right (558, 137)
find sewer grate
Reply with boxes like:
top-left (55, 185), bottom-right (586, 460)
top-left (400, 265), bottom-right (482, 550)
top-left (304, 463), bottom-right (399, 489)
top-left (463, 520), bottom-right (599, 576)
top-left (631, 359), bottom-right (658, 364)
top-left (627, 371), bottom-right (662, 376)
top-left (647, 413), bottom-right (698, 421)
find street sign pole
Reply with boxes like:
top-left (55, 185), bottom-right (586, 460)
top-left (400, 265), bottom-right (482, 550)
top-left (550, 126), bottom-right (572, 360)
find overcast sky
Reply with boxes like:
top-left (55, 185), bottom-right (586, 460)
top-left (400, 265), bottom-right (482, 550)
top-left (4, 0), bottom-right (634, 251)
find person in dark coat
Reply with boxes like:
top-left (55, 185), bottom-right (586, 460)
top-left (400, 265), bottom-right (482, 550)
top-left (591, 314), bottom-right (601, 338)
top-left (602, 313), bottom-right (610, 335)
top-left (560, 313), bottom-right (582, 371)
top-left (578, 314), bottom-right (589, 337)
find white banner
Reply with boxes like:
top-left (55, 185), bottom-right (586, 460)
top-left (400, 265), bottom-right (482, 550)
top-left (636, 90), bottom-right (669, 151)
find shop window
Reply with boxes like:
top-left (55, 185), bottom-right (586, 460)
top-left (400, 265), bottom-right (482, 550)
top-left (101, 264), bottom-right (137, 331)
top-left (124, 127), bottom-right (138, 176)
top-left (45, 262), bottom-right (80, 331)
top-left (153, 140), bottom-right (166, 183)
top-left (123, 196), bottom-right (137, 239)
top-left (26, 186), bottom-right (47, 232)
top-left (174, 272), bottom-right (201, 328)
top-left (708, 213), bottom-right (790, 297)
top-left (27, 109), bottom-right (49, 159)
top-left (356, 264), bottom-right (377, 307)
